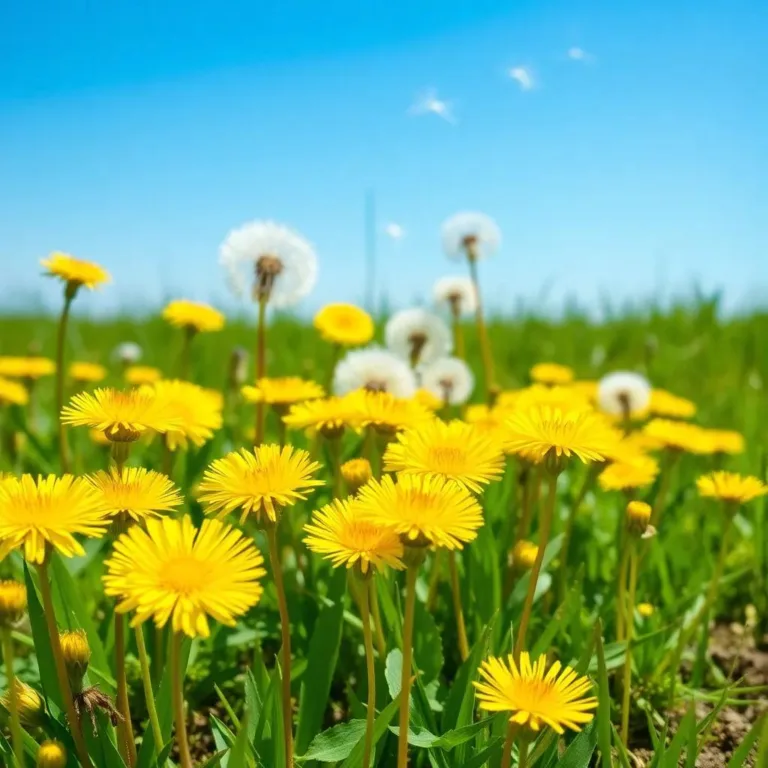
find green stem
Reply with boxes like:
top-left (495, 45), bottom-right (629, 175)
top-left (396, 566), bottom-right (418, 768)
top-left (467, 254), bottom-right (495, 403)
top-left (36, 562), bottom-right (92, 768)
top-left (179, 326), bottom-right (195, 380)
top-left (651, 450), bottom-right (678, 528)
top-left (451, 313), bottom-right (465, 361)
top-left (426, 551), bottom-right (443, 612)
top-left (267, 524), bottom-right (294, 765)
top-left (513, 471), bottom-right (558, 661)
top-left (517, 736), bottom-right (530, 768)
top-left (115, 612), bottom-right (137, 766)
top-left (621, 546), bottom-right (638, 744)
top-left (500, 722), bottom-right (516, 768)
top-left (359, 579), bottom-right (376, 768)
top-left (448, 551), bottom-right (469, 661)
top-left (324, 343), bottom-right (341, 392)
top-left (2, 628), bottom-right (24, 767)
top-left (135, 625), bottom-right (163, 755)
top-left (255, 296), bottom-right (268, 446)
top-left (170, 632), bottom-right (193, 768)
top-left (616, 546), bottom-right (630, 643)
top-left (55, 291), bottom-right (75, 473)
top-left (369, 579), bottom-right (386, 659)
top-left (328, 436), bottom-right (343, 499)
top-left (514, 465), bottom-right (537, 543)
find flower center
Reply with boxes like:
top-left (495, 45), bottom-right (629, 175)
top-left (408, 332), bottom-right (427, 366)
top-left (364, 379), bottom-right (388, 393)
top-left (161, 555), bottom-right (208, 595)
top-left (427, 445), bottom-right (467, 472)
top-left (254, 255), bottom-right (284, 302)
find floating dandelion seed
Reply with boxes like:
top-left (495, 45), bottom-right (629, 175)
top-left (385, 223), bottom-right (405, 240)
top-left (508, 66), bottom-right (535, 91)
top-left (408, 88), bottom-right (457, 124)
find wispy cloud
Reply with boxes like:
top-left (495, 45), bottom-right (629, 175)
top-left (567, 46), bottom-right (594, 62)
top-left (408, 88), bottom-right (457, 124)
top-left (508, 66), bottom-right (535, 91)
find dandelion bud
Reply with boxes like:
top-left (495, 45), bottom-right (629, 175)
top-left (2, 680), bottom-right (45, 730)
top-left (637, 603), bottom-right (655, 619)
top-left (341, 459), bottom-right (372, 496)
top-left (36, 740), bottom-right (67, 768)
top-left (59, 629), bottom-right (91, 690)
top-left (511, 540), bottom-right (538, 572)
top-left (626, 500), bottom-right (653, 537)
top-left (0, 580), bottom-right (27, 628)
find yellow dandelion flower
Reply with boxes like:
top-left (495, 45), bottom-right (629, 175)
top-left (125, 365), bottom-right (162, 385)
top-left (649, 389), bottom-right (696, 419)
top-left (340, 458), bottom-right (372, 494)
top-left (283, 396), bottom-right (356, 437)
top-left (242, 377), bottom-right (325, 410)
top-left (314, 303), bottom-right (375, 346)
top-left (637, 602), bottom-right (655, 618)
top-left (474, 652), bottom-right (597, 734)
top-left (570, 380), bottom-right (599, 402)
top-left (494, 390), bottom-right (521, 408)
top-left (504, 406), bottom-right (621, 468)
top-left (61, 387), bottom-right (179, 442)
top-left (151, 380), bottom-right (223, 450)
top-left (701, 429), bottom-right (745, 455)
top-left (198, 445), bottom-right (324, 524)
top-left (626, 500), bottom-right (652, 535)
top-left (162, 299), bottom-right (225, 333)
top-left (103, 515), bottom-right (265, 639)
top-left (304, 498), bottom-right (404, 573)
top-left (0, 377), bottom-right (29, 407)
top-left (36, 740), bottom-right (68, 768)
top-left (0, 580), bottom-right (27, 626)
top-left (89, 428), bottom-right (111, 447)
top-left (59, 629), bottom-right (91, 681)
top-left (530, 362), bottom-right (574, 386)
top-left (511, 540), bottom-right (538, 571)
top-left (69, 362), bottom-right (107, 384)
top-left (643, 419), bottom-right (711, 454)
top-left (383, 419), bottom-right (505, 493)
top-left (464, 404), bottom-right (510, 443)
top-left (0, 356), bottom-right (55, 380)
top-left (514, 384), bottom-right (593, 414)
top-left (697, 471), bottom-right (768, 505)
top-left (356, 474), bottom-right (483, 550)
top-left (2, 680), bottom-right (45, 729)
top-left (87, 467), bottom-right (182, 522)
top-left (0, 475), bottom-right (108, 564)
top-left (41, 252), bottom-right (110, 290)
top-left (414, 388), bottom-right (444, 411)
top-left (598, 456), bottom-right (660, 492)
top-left (345, 390), bottom-right (433, 434)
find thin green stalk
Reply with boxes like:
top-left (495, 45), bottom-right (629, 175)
top-left (135, 625), bottom-right (163, 755)
top-left (448, 551), bottom-right (469, 661)
top-left (324, 343), bottom-right (341, 392)
top-left (616, 546), bottom-right (630, 643)
top-left (55, 290), bottom-right (75, 472)
top-left (467, 254), bottom-right (495, 403)
top-left (115, 612), bottom-right (137, 766)
top-left (621, 545), bottom-right (638, 744)
top-left (517, 735), bottom-right (530, 768)
top-left (500, 722), bottom-right (516, 768)
top-left (651, 450), bottom-right (678, 528)
top-left (369, 579), bottom-right (386, 659)
top-left (426, 551), bottom-right (443, 612)
top-left (267, 524), bottom-right (294, 765)
top-left (358, 578), bottom-right (376, 768)
top-left (255, 296), bottom-right (268, 446)
top-left (2, 627), bottom-right (24, 767)
top-left (396, 566), bottom-right (418, 768)
top-left (513, 471), bottom-right (558, 661)
top-left (170, 632), bottom-right (193, 768)
top-left (36, 561), bottom-right (92, 768)
top-left (451, 313), bottom-right (465, 360)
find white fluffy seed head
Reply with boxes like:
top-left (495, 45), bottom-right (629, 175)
top-left (112, 342), bottom-right (142, 364)
top-left (333, 346), bottom-right (417, 399)
top-left (419, 357), bottom-right (475, 405)
top-left (385, 308), bottom-right (453, 366)
top-left (219, 220), bottom-right (318, 309)
top-left (433, 276), bottom-right (478, 317)
top-left (440, 211), bottom-right (501, 260)
top-left (598, 371), bottom-right (652, 416)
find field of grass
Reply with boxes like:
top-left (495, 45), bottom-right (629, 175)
top-left (0, 299), bottom-right (767, 767)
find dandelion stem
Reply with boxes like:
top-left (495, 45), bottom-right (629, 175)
top-left (327, 436), bottom-right (343, 499)
top-left (620, 544), bottom-right (638, 744)
top-left (516, 736), bottom-right (530, 768)
top-left (55, 291), bottom-right (75, 472)
top-left (500, 721), bottom-right (517, 768)
top-left (267, 524), bottom-right (294, 766)
top-left (325, 343), bottom-right (341, 392)
top-left (397, 565), bottom-right (418, 768)
top-left (2, 627), bottom-right (25, 768)
top-left (448, 551), bottom-right (470, 661)
top-left (369, 579), bottom-right (386, 658)
top-left (36, 561), bottom-right (92, 768)
top-left (255, 296), bottom-right (268, 446)
top-left (513, 471), bottom-right (557, 662)
top-left (179, 326), bottom-right (195, 380)
top-left (359, 578), bottom-right (376, 768)
top-left (514, 464), bottom-right (537, 543)
top-left (451, 310), bottom-right (465, 361)
top-left (135, 624), bottom-right (163, 756)
top-left (170, 632), bottom-right (193, 768)
top-left (558, 464), bottom-right (599, 604)
top-left (115, 612), bottom-right (137, 766)
top-left (426, 551), bottom-right (443, 612)
top-left (467, 254), bottom-right (495, 403)
top-left (651, 450), bottom-right (678, 528)
top-left (616, 544), bottom-right (630, 643)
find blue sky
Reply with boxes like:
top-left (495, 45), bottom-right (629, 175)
top-left (2, 0), bottom-right (766, 317)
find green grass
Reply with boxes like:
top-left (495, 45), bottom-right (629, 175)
top-left (0, 299), bottom-right (767, 767)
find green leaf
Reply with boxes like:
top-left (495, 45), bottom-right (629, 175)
top-left (662, 704), bottom-right (695, 768)
top-left (295, 567), bottom-right (347, 755)
top-left (727, 713), bottom-right (765, 767)
top-left (413, 596), bottom-right (443, 684)
top-left (298, 720), bottom-right (366, 762)
top-left (229, 713), bottom-right (254, 767)
top-left (555, 721), bottom-right (597, 767)
top-left (341, 690), bottom-right (403, 768)
top-left (389, 717), bottom-right (492, 750)
top-left (467, 526), bottom-right (501, 628)
top-left (594, 621), bottom-right (613, 768)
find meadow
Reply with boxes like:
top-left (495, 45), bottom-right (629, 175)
top-left (0, 234), bottom-right (767, 768)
